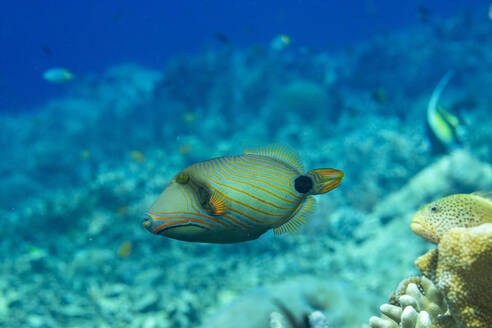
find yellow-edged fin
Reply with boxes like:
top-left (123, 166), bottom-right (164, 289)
top-left (274, 196), bottom-right (316, 235)
top-left (208, 190), bottom-right (228, 216)
top-left (244, 144), bottom-right (305, 173)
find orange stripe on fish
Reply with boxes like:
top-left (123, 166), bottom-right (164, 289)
top-left (227, 207), bottom-right (269, 225)
top-left (223, 214), bottom-right (257, 229)
top-left (147, 210), bottom-right (229, 227)
top-left (190, 163), bottom-right (288, 216)
top-left (209, 158), bottom-right (298, 207)
top-left (243, 154), bottom-right (297, 175)
top-left (152, 219), bottom-right (190, 233)
top-left (235, 156), bottom-right (293, 180)
top-left (220, 157), bottom-right (301, 203)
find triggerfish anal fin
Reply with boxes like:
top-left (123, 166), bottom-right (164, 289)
top-left (244, 144), bottom-right (305, 173)
top-left (274, 196), bottom-right (316, 234)
top-left (208, 190), bottom-right (228, 216)
top-left (306, 168), bottom-right (344, 195)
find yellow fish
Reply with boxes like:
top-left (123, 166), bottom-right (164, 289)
top-left (43, 67), bottom-right (74, 83)
top-left (117, 241), bottom-right (133, 259)
top-left (142, 145), bottom-right (343, 243)
top-left (426, 70), bottom-right (463, 153)
top-left (270, 34), bottom-right (291, 51)
top-left (410, 193), bottom-right (492, 244)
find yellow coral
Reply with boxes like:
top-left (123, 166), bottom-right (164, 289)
top-left (415, 249), bottom-right (438, 282)
top-left (435, 224), bottom-right (492, 328)
top-left (416, 224), bottom-right (492, 328)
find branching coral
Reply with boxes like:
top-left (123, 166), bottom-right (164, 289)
top-left (369, 276), bottom-right (449, 328)
top-left (416, 224), bottom-right (492, 328)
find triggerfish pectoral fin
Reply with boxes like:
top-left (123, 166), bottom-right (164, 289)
top-left (208, 190), bottom-right (228, 216)
top-left (306, 168), bottom-right (344, 195)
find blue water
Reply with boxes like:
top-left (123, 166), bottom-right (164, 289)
top-left (1, 1), bottom-right (492, 327)
top-left (0, 0), bottom-right (484, 112)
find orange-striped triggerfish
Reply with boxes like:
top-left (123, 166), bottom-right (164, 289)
top-left (142, 145), bottom-right (343, 243)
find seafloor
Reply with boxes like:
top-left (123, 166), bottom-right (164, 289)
top-left (1, 10), bottom-right (491, 328)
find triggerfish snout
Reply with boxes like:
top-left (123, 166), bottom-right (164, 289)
top-left (142, 144), bottom-right (343, 243)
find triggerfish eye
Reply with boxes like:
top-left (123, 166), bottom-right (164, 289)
top-left (143, 144), bottom-right (343, 244)
top-left (294, 175), bottom-right (313, 193)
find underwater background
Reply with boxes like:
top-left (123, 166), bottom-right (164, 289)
top-left (1, 1), bottom-right (492, 327)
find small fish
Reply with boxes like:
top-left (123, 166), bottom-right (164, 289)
top-left (43, 68), bottom-right (74, 83)
top-left (426, 70), bottom-right (463, 153)
top-left (417, 5), bottom-right (431, 23)
top-left (142, 145), bottom-right (343, 243)
top-left (130, 150), bottom-right (145, 163)
top-left (178, 143), bottom-right (192, 155)
top-left (410, 193), bottom-right (492, 244)
top-left (80, 149), bottom-right (91, 159)
top-left (270, 34), bottom-right (291, 51)
top-left (116, 206), bottom-right (129, 217)
top-left (371, 87), bottom-right (387, 105)
top-left (214, 32), bottom-right (231, 45)
top-left (117, 241), bottom-right (133, 259)
top-left (182, 112), bottom-right (197, 123)
top-left (40, 44), bottom-right (53, 56)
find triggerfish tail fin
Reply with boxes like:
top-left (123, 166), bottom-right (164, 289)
top-left (274, 196), bottom-right (316, 235)
top-left (306, 168), bottom-right (344, 195)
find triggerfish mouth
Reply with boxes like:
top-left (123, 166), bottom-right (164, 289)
top-left (142, 144), bottom-right (343, 243)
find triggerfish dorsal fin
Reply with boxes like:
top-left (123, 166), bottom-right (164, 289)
top-left (306, 168), bottom-right (344, 195)
top-left (208, 190), bottom-right (228, 216)
top-left (244, 144), bottom-right (305, 173)
top-left (274, 196), bottom-right (316, 235)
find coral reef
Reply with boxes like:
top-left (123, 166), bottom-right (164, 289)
top-left (368, 276), bottom-right (451, 328)
top-left (416, 224), bottom-right (492, 328)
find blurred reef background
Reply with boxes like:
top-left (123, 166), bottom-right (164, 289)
top-left (1, 3), bottom-right (492, 328)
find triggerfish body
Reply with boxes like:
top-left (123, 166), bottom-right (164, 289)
top-left (143, 145), bottom-right (343, 243)
top-left (410, 193), bottom-right (492, 244)
top-left (43, 67), bottom-right (74, 83)
top-left (426, 70), bottom-right (464, 153)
